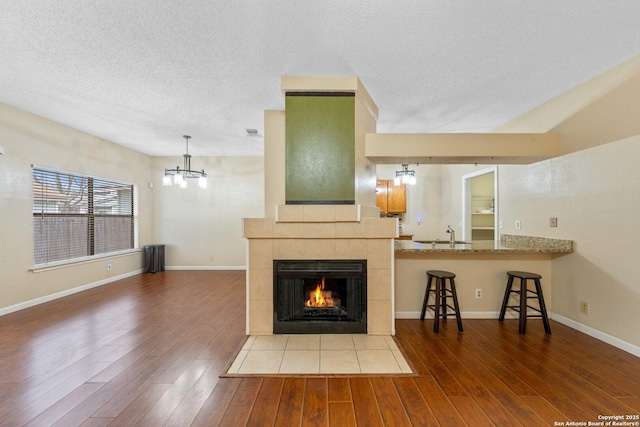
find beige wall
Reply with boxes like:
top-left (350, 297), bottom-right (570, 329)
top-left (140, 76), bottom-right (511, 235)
top-left (492, 56), bottom-right (640, 351)
top-left (354, 94), bottom-right (377, 207)
top-left (494, 55), bottom-right (640, 152)
top-left (263, 110), bottom-right (285, 218)
top-left (0, 103), bottom-right (153, 312)
top-left (437, 164), bottom-right (476, 236)
top-left (499, 137), bottom-right (640, 349)
top-left (395, 253), bottom-right (553, 318)
top-left (151, 155), bottom-right (264, 268)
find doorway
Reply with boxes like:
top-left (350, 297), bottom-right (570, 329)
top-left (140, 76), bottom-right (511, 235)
top-left (462, 166), bottom-right (498, 241)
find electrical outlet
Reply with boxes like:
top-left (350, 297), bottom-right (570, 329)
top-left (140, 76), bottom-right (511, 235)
top-left (515, 220), bottom-right (521, 230)
top-left (107, 262), bottom-right (112, 271)
top-left (550, 217), bottom-right (558, 227)
top-left (580, 301), bottom-right (589, 314)
top-left (475, 288), bottom-right (482, 299)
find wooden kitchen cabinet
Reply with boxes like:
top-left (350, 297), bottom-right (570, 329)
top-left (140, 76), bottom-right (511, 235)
top-left (376, 179), bottom-right (406, 213)
top-left (396, 234), bottom-right (413, 240)
top-left (376, 180), bottom-right (388, 212)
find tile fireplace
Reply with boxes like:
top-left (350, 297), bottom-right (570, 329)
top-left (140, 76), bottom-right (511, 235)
top-left (243, 204), bottom-right (396, 335)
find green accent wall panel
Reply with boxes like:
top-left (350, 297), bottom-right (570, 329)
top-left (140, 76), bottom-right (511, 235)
top-left (285, 95), bottom-right (355, 204)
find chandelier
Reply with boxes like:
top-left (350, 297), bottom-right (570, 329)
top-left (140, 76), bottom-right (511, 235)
top-left (162, 135), bottom-right (207, 189)
top-left (394, 164), bottom-right (416, 185)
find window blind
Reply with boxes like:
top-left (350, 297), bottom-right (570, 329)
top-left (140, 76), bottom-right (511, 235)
top-left (33, 168), bottom-right (134, 265)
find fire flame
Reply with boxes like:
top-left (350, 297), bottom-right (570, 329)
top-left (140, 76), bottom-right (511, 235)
top-left (305, 277), bottom-right (334, 308)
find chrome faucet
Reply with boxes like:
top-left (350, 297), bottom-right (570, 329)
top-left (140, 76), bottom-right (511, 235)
top-left (446, 225), bottom-right (455, 244)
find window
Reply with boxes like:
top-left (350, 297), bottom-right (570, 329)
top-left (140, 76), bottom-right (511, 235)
top-left (33, 168), bottom-right (134, 265)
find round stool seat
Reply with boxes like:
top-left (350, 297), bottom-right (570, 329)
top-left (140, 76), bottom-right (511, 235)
top-left (507, 271), bottom-right (542, 280)
top-left (427, 270), bottom-right (456, 279)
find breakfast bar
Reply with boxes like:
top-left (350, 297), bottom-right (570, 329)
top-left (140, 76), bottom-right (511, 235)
top-left (393, 234), bottom-right (573, 319)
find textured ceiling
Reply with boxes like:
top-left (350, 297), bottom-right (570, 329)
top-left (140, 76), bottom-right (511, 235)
top-left (1, 1), bottom-right (639, 157)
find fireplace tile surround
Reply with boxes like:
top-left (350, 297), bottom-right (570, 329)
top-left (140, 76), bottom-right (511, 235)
top-left (243, 205), bottom-right (396, 336)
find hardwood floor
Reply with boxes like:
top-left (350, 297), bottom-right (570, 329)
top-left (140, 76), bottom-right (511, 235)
top-left (0, 271), bottom-right (638, 426)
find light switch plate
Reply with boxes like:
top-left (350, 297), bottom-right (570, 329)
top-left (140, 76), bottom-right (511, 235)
top-left (550, 217), bottom-right (558, 227)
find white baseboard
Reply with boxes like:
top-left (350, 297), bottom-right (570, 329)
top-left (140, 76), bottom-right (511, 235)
top-left (0, 269), bottom-right (143, 317)
top-left (551, 313), bottom-right (640, 358)
top-left (394, 311), bottom-right (640, 358)
top-left (165, 266), bottom-right (246, 271)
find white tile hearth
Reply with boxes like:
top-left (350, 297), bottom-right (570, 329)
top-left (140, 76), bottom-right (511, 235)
top-left (226, 334), bottom-right (413, 375)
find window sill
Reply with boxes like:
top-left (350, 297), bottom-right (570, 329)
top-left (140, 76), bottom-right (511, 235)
top-left (31, 249), bottom-right (142, 273)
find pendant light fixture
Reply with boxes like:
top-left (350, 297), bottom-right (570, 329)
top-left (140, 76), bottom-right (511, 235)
top-left (394, 164), bottom-right (416, 185)
top-left (162, 135), bottom-right (207, 189)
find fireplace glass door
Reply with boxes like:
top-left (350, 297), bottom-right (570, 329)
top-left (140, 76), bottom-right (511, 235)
top-left (274, 260), bottom-right (366, 334)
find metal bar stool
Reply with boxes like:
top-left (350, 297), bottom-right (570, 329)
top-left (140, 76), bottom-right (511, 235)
top-left (499, 271), bottom-right (551, 334)
top-left (420, 270), bottom-right (463, 333)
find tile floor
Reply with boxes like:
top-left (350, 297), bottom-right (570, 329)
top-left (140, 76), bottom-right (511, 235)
top-left (226, 334), bottom-right (413, 375)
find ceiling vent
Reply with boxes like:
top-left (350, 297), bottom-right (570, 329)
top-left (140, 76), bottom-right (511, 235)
top-left (245, 128), bottom-right (261, 137)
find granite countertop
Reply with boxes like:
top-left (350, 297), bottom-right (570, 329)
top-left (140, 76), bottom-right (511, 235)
top-left (395, 234), bottom-right (573, 254)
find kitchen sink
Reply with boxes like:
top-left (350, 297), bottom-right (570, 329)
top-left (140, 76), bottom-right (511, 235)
top-left (415, 240), bottom-right (471, 245)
